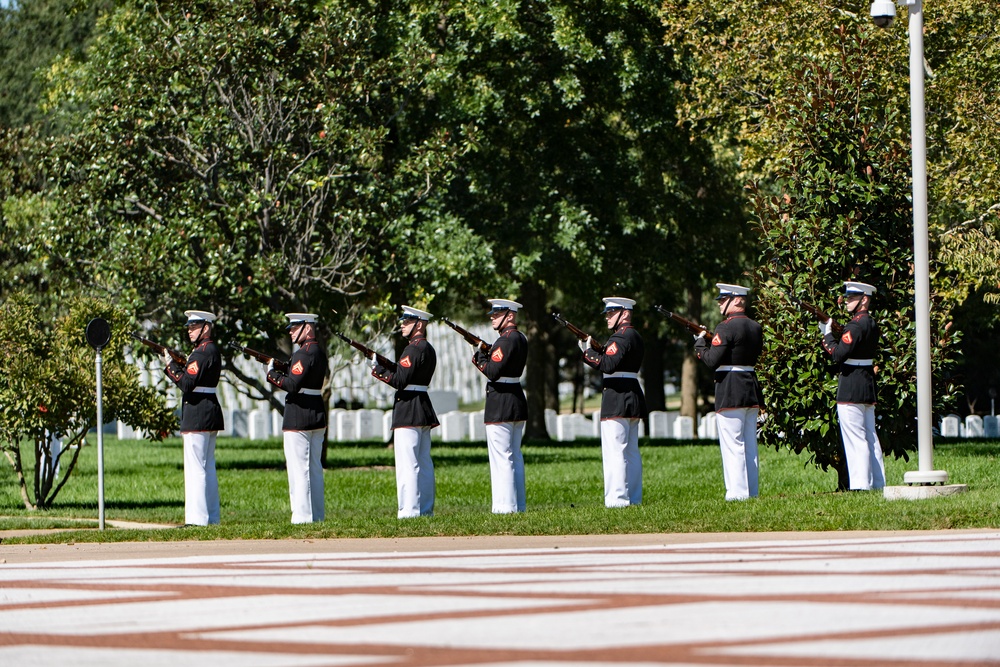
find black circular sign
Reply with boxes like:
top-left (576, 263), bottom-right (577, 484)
top-left (85, 318), bottom-right (112, 350)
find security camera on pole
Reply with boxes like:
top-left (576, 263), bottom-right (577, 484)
top-left (869, 0), bottom-right (966, 499)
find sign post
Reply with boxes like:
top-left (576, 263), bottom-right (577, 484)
top-left (85, 318), bottom-right (111, 531)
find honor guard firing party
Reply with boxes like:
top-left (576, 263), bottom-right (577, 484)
top-left (135, 280), bottom-right (884, 524)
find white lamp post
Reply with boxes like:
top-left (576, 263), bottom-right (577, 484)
top-left (870, 0), bottom-right (953, 492)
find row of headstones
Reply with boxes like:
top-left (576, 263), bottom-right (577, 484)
top-left (117, 407), bottom-right (719, 442)
top-left (940, 414), bottom-right (1000, 438)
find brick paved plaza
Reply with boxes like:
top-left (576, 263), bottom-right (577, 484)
top-left (1, 531), bottom-right (999, 666)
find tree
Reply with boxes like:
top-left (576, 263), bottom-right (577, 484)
top-left (408, 0), bottom-right (742, 433)
top-left (748, 25), bottom-right (960, 485)
top-left (0, 293), bottom-right (176, 509)
top-left (0, 0), bottom-right (113, 129)
top-left (34, 0), bottom-right (491, 406)
top-left (660, 1), bottom-right (966, 484)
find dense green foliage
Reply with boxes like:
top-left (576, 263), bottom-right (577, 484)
top-left (746, 26), bottom-right (960, 480)
top-left (1, 437), bottom-right (997, 542)
top-left (0, 293), bottom-right (175, 509)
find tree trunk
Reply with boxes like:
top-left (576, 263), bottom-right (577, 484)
top-left (4, 446), bottom-right (35, 509)
top-left (680, 284), bottom-right (703, 420)
top-left (522, 279), bottom-right (551, 439)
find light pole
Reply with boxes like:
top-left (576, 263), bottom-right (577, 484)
top-left (870, 0), bottom-right (949, 487)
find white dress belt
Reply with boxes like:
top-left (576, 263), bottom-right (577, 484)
top-left (299, 388), bottom-right (322, 396)
top-left (403, 384), bottom-right (429, 392)
top-left (492, 377), bottom-right (521, 384)
top-left (718, 365), bottom-right (755, 372)
top-left (604, 372), bottom-right (639, 379)
top-left (191, 387), bottom-right (217, 394)
top-left (843, 359), bottom-right (874, 366)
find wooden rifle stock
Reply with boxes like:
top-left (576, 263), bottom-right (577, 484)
top-left (653, 306), bottom-right (712, 337)
top-left (334, 332), bottom-right (397, 372)
top-left (788, 296), bottom-right (844, 335)
top-left (228, 341), bottom-right (289, 373)
top-left (129, 331), bottom-right (187, 364)
top-left (441, 318), bottom-right (491, 353)
top-left (551, 312), bottom-right (605, 353)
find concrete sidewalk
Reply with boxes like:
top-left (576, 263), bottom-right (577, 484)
top-left (1, 530), bottom-right (999, 666)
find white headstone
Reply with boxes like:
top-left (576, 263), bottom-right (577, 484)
top-left (555, 414), bottom-right (578, 441)
top-left (468, 410), bottom-right (486, 441)
top-left (336, 410), bottom-right (358, 442)
top-left (544, 409), bottom-right (557, 438)
top-left (648, 411), bottom-right (669, 438)
top-left (440, 411), bottom-right (468, 442)
top-left (591, 409), bottom-right (602, 437)
top-left (965, 414), bottom-right (984, 438)
top-left (271, 409), bottom-right (283, 437)
top-left (984, 415), bottom-right (999, 439)
top-left (116, 422), bottom-right (143, 440)
top-left (699, 412), bottom-right (719, 440)
top-left (940, 414), bottom-right (961, 438)
top-left (248, 408), bottom-right (270, 440)
top-left (673, 415), bottom-right (695, 439)
top-left (383, 411), bottom-right (394, 442)
top-left (356, 409), bottom-right (384, 440)
top-left (428, 390), bottom-right (459, 415)
top-left (229, 410), bottom-right (249, 438)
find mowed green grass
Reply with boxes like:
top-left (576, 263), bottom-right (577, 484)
top-left (1, 436), bottom-right (998, 543)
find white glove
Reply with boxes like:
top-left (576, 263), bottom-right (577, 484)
top-left (266, 359), bottom-right (274, 372)
top-left (819, 319), bottom-right (834, 336)
top-left (578, 337), bottom-right (590, 353)
top-left (366, 354), bottom-right (377, 369)
top-left (162, 350), bottom-right (173, 365)
top-left (694, 330), bottom-right (707, 341)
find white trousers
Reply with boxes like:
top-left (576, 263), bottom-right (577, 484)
top-left (600, 418), bottom-right (642, 507)
top-left (837, 403), bottom-right (886, 490)
top-left (283, 429), bottom-right (326, 523)
top-left (394, 426), bottom-right (435, 518)
top-left (716, 408), bottom-right (759, 501)
top-left (183, 431), bottom-right (220, 525)
top-left (485, 422), bottom-right (526, 513)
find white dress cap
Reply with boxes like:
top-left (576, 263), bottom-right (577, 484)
top-left (844, 281), bottom-right (877, 295)
top-left (602, 296), bottom-right (636, 312)
top-left (400, 305), bottom-right (432, 321)
top-left (184, 310), bottom-right (217, 324)
top-left (284, 313), bottom-right (318, 329)
top-left (715, 283), bottom-right (751, 300)
top-left (487, 298), bottom-right (522, 313)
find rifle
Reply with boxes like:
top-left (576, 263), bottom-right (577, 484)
top-left (228, 341), bottom-right (289, 373)
top-left (129, 332), bottom-right (187, 365)
top-left (551, 312), bottom-right (605, 353)
top-left (440, 318), bottom-right (491, 353)
top-left (334, 332), bottom-right (397, 372)
top-left (653, 306), bottom-right (712, 338)
top-left (788, 295), bottom-right (844, 335)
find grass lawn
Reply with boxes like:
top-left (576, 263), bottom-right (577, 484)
top-left (1, 436), bottom-right (998, 543)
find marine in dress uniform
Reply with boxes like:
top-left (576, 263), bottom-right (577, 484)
top-left (820, 281), bottom-right (885, 490)
top-left (371, 306), bottom-right (439, 518)
top-left (472, 299), bottom-right (528, 514)
top-left (695, 284), bottom-right (765, 501)
top-left (163, 310), bottom-right (224, 526)
top-left (582, 297), bottom-right (646, 508)
top-left (266, 313), bottom-right (328, 523)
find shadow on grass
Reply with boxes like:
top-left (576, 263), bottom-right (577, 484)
top-left (933, 439), bottom-right (1000, 457)
top-left (49, 499), bottom-right (183, 511)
